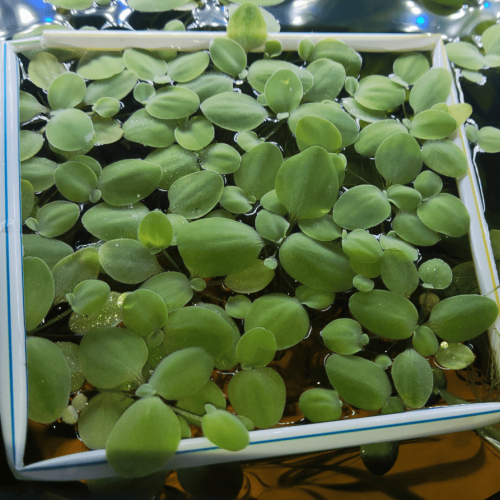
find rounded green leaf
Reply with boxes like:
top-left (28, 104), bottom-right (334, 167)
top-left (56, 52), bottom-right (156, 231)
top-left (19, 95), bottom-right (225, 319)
top-left (198, 143), bottom-right (241, 175)
top-left (409, 68), bottom-right (452, 114)
top-left (353, 274), bottom-right (374, 292)
top-left (23, 234), bottom-right (73, 270)
top-left (381, 249), bottom-right (419, 298)
top-left (380, 232), bottom-right (418, 261)
top-left (333, 185), bottom-right (390, 230)
top-left (227, 3), bottom-right (267, 52)
top-left (21, 180), bottom-right (34, 223)
top-left (84, 70), bottom-right (138, 105)
top-left (325, 354), bottom-right (391, 410)
top-left (98, 159), bottom-right (161, 206)
top-left (477, 126), bottom-right (500, 153)
top-left (20, 131), bottom-right (43, 162)
top-left (298, 39), bottom-right (314, 62)
top-left (354, 119), bottom-right (408, 157)
top-left (162, 306), bottom-right (234, 358)
top-left (299, 388), bottom-right (342, 423)
top-left (393, 52), bottom-right (430, 85)
top-left (342, 97), bottom-right (386, 123)
top-left (298, 215), bottom-right (342, 242)
top-left (177, 218), bottom-right (263, 277)
top-left (244, 294), bottom-right (309, 350)
top-left (177, 380), bottom-right (226, 417)
top-left (295, 116), bottom-right (342, 153)
top-left (77, 51), bottom-right (125, 80)
top-left (350, 258), bottom-right (382, 279)
top-left (202, 406), bottom-right (250, 452)
top-left (79, 327), bottom-right (148, 389)
top-left (134, 83), bottom-right (155, 104)
top-left (311, 39), bottom-right (362, 77)
top-left (227, 367), bottom-right (285, 429)
top-left (175, 116), bottom-right (214, 151)
top-left (280, 233), bottom-right (355, 293)
top-left (427, 295), bottom-right (498, 342)
top-left (138, 210), bottom-right (173, 252)
top-left (446, 42), bottom-right (484, 71)
top-left (375, 133), bottom-right (422, 185)
top-left (56, 342), bottom-right (84, 392)
top-left (414, 171), bottom-right (443, 200)
top-left (342, 229), bottom-right (383, 264)
top-left (386, 185), bottom-right (422, 212)
top-left (106, 397), bottom-right (181, 478)
top-left (421, 140), bottom-right (467, 178)
top-left (419, 258), bottom-right (452, 289)
top-left (167, 52), bottom-right (210, 83)
top-left (295, 285), bottom-right (335, 309)
top-left (392, 211), bottom-right (440, 247)
top-left (23, 257), bottom-right (54, 332)
top-left (143, 87), bottom-right (199, 122)
top-left (350, 290), bottom-right (418, 339)
top-left (78, 392), bottom-right (133, 450)
top-left (122, 289), bottom-right (168, 337)
top-left (140, 272), bottom-right (193, 312)
top-left (354, 75), bottom-right (406, 111)
top-left (408, 110), bottom-right (457, 140)
top-left (321, 318), bottom-right (366, 355)
top-left (93, 97), bottom-right (121, 118)
top-left (276, 146), bottom-right (338, 220)
top-left (224, 259), bottom-right (275, 294)
top-left (46, 109), bottom-right (94, 152)
top-left (92, 116), bottom-right (123, 145)
top-left (220, 186), bottom-right (253, 214)
top-left (27, 337), bottom-right (71, 424)
top-left (168, 170), bottom-right (223, 219)
top-left (248, 59), bottom-right (313, 93)
top-left (32, 201), bottom-right (80, 238)
top-left (69, 280), bottom-right (110, 316)
top-left (178, 73), bottom-right (234, 103)
top-left (48, 72), bottom-right (86, 110)
top-left (123, 48), bottom-right (167, 81)
top-left (412, 325), bottom-right (439, 357)
top-left (225, 295), bottom-right (252, 319)
top-left (209, 38), bottom-right (247, 78)
top-left (236, 327), bottom-right (276, 367)
top-left (82, 202), bottom-right (148, 241)
top-left (28, 52), bottom-right (67, 91)
top-left (417, 194), bottom-right (470, 238)
top-left (304, 59), bottom-right (345, 102)
top-left (201, 92), bottom-right (268, 132)
top-left (55, 161), bottom-right (98, 203)
top-left (435, 342), bottom-right (475, 370)
top-left (99, 239), bottom-right (163, 284)
top-left (264, 68), bottom-right (303, 114)
top-left (19, 91), bottom-right (49, 122)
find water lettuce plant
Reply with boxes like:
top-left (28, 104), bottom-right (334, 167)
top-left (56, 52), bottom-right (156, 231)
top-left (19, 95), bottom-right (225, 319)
top-left (19, 3), bottom-right (500, 479)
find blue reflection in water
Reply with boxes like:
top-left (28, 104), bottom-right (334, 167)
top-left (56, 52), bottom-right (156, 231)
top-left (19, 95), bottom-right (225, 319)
top-left (416, 14), bottom-right (428, 28)
top-left (485, 2), bottom-right (491, 8)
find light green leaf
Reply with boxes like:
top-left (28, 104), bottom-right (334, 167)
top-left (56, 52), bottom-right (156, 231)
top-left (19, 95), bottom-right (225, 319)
top-left (386, 185), bottom-right (422, 212)
top-left (298, 214), bottom-right (342, 242)
top-left (299, 388), bottom-right (342, 423)
top-left (295, 285), bottom-right (335, 309)
top-left (55, 161), bottom-right (99, 203)
top-left (408, 110), bottom-right (457, 140)
top-left (481, 23), bottom-right (500, 55)
top-left (412, 325), bottom-right (439, 357)
top-left (354, 119), bottom-right (408, 157)
top-left (22, 234), bottom-right (73, 270)
top-left (220, 186), bottom-right (253, 214)
top-left (19, 91), bottom-right (49, 122)
top-left (28, 52), bottom-right (67, 91)
top-left (295, 116), bottom-right (342, 152)
top-left (92, 116), bottom-right (123, 145)
top-left (421, 139), bottom-right (468, 178)
top-left (175, 116), bottom-right (214, 151)
top-left (435, 342), bottom-right (475, 369)
top-left (235, 327), bottom-right (276, 367)
top-left (298, 39), bottom-right (314, 62)
top-left (342, 97), bottom-right (386, 123)
top-left (248, 59), bottom-right (313, 93)
top-left (381, 249), bottom-right (419, 298)
top-left (68, 280), bottom-right (110, 316)
top-left (198, 143), bottom-right (241, 174)
top-left (446, 42), bottom-right (484, 70)
top-left (392, 211), bottom-right (440, 247)
top-left (414, 170), bottom-right (443, 200)
top-left (477, 126), bottom-right (500, 153)
top-left (260, 189), bottom-right (287, 216)
top-left (84, 70), bottom-right (138, 105)
top-left (133, 83), bottom-right (155, 104)
top-left (21, 180), bottom-right (34, 223)
top-left (321, 318), bottom-right (366, 355)
top-left (177, 380), bottom-right (226, 417)
top-left (419, 258), bottom-right (452, 289)
top-left (304, 59), bottom-right (345, 102)
top-left (93, 97), bottom-right (121, 118)
top-left (167, 52), bottom-right (210, 83)
top-left (56, 342), bottom-right (84, 392)
top-left (264, 68), bottom-right (303, 114)
top-left (342, 229), bottom-right (383, 263)
top-left (354, 75), bottom-right (406, 111)
top-left (255, 209), bottom-right (289, 243)
top-left (48, 72), bottom-right (86, 110)
top-left (77, 51), bottom-right (125, 80)
top-left (224, 259), bottom-right (275, 294)
top-left (123, 48), bottom-right (167, 81)
top-left (20, 131), bottom-right (44, 162)
top-left (353, 274), bottom-right (374, 292)
top-left (178, 73), bottom-right (234, 103)
top-left (311, 39), bottom-right (362, 77)
top-left (209, 38), bottom-right (247, 77)
top-left (46, 109), bottom-right (94, 152)
top-left (409, 68), bottom-right (452, 114)
top-left (140, 272), bottom-right (193, 313)
top-left (138, 210), bottom-right (173, 252)
top-left (23, 257), bottom-right (54, 331)
top-left (393, 52), bottom-right (430, 85)
top-left (202, 405), bottom-right (250, 452)
top-left (146, 86), bottom-right (200, 120)
top-left (30, 200), bottom-right (80, 238)
top-left (227, 3), bottom-right (267, 52)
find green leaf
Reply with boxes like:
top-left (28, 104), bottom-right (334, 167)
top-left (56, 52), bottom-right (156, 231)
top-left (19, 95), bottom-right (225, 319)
top-left (138, 210), bottom-right (173, 252)
top-left (414, 171), bottom-right (442, 200)
top-left (392, 211), bottom-right (440, 247)
top-left (21, 180), bottom-right (34, 223)
top-left (178, 73), bottom-right (234, 103)
top-left (386, 185), bottom-right (422, 212)
top-left (288, 103), bottom-right (359, 148)
top-left (260, 189), bottom-right (287, 215)
top-left (92, 116), bottom-right (123, 145)
top-left (417, 194), bottom-right (470, 238)
top-left (446, 42), bottom-right (484, 71)
top-left (123, 48), bottom-right (167, 81)
top-left (166, 214), bottom-right (188, 246)
top-left (236, 327), bottom-right (276, 367)
top-left (99, 239), bottom-right (163, 284)
top-left (298, 215), bottom-right (342, 242)
top-left (393, 52), bottom-right (430, 85)
top-left (333, 185), bottom-right (390, 230)
top-left (55, 342), bottom-right (84, 392)
top-left (325, 354), bottom-right (391, 410)
top-left (167, 52), bottom-right (210, 83)
top-left (421, 139), bottom-right (468, 178)
top-left (280, 233), bottom-right (355, 293)
top-left (98, 159), bottom-right (161, 206)
top-left (295, 285), bottom-right (335, 309)
top-left (69, 280), bottom-right (110, 315)
top-left (28, 52), bottom-right (67, 91)
top-left (224, 259), bottom-right (275, 294)
top-left (82, 202), bottom-right (148, 241)
top-left (264, 68), bottom-right (303, 114)
top-left (23, 257), bottom-right (54, 331)
top-left (409, 68), bottom-right (452, 114)
top-left (321, 318), bottom-right (367, 355)
top-left (392, 349), bottom-right (433, 408)
top-left (140, 272), bottom-right (193, 312)
top-left (55, 161), bottom-right (98, 203)
top-left (477, 126), bottom-right (500, 153)
top-left (298, 39), bottom-right (314, 62)
top-left (225, 295), bottom-right (252, 319)
top-left (311, 39), bottom-right (362, 77)
top-left (27, 337), bottom-right (71, 423)
top-left (354, 75), bottom-right (406, 111)
top-left (299, 388), bottom-right (342, 423)
top-left (248, 59), bottom-right (313, 93)
top-left (78, 392), bottom-right (133, 450)
top-left (353, 274), bottom-right (374, 292)
top-left (220, 186), bottom-right (253, 214)
top-left (46, 109), bottom-right (94, 152)
top-left (201, 92), bottom-right (268, 132)
top-left (350, 290), bottom-right (418, 339)
top-left (447, 103), bottom-right (472, 129)
top-left (177, 380), bottom-right (226, 417)
top-left (381, 249), bottom-right (419, 298)
top-left (244, 294), bottom-right (309, 350)
top-left (435, 342), bottom-right (475, 369)
top-left (79, 327), bottom-right (148, 389)
top-left (133, 83), bottom-right (155, 105)
top-left (202, 406), bottom-right (250, 452)
top-left (48, 72), bottom-right (86, 110)
top-left (77, 51), bottom-right (125, 80)
top-left (19, 91), bottom-right (49, 122)
top-left (427, 295), bottom-right (498, 342)
top-left (93, 97), bottom-right (121, 118)
top-left (209, 38), bottom-right (247, 78)
top-left (20, 131), bottom-right (43, 162)
top-left (345, 77), bottom-right (359, 96)
top-left (354, 119), bottom-right (408, 157)
top-left (481, 23), bottom-right (500, 55)
top-left (304, 59), bottom-right (345, 102)
top-left (177, 218), bottom-right (263, 277)
top-left (122, 289), bottom-right (168, 337)
top-left (227, 3), bottom-right (267, 52)
top-left (342, 97), bottom-right (386, 123)
top-left (227, 367), bottom-right (285, 428)
top-left (52, 247), bottom-right (100, 303)
top-left (175, 116), bottom-right (214, 151)
top-left (375, 133), bottom-right (422, 185)
top-left (106, 397), bottom-right (181, 478)
top-left (295, 116), bottom-right (342, 153)
top-left (350, 258), bottom-right (382, 279)
top-left (234, 142), bottom-right (283, 200)
top-left (168, 170), bottom-right (223, 219)
top-left (412, 325), bottom-right (439, 357)
top-left (198, 143), bottom-right (241, 175)
top-left (342, 229), bottom-right (383, 263)
top-left (146, 86), bottom-right (200, 120)
top-left (84, 70), bottom-right (138, 105)
top-left (23, 234), bottom-right (73, 270)
top-left (380, 233), bottom-right (418, 261)
top-left (419, 258), bottom-right (452, 289)
top-left (408, 110), bottom-right (457, 140)
top-left (162, 306), bottom-right (234, 358)
top-left (30, 200), bottom-right (80, 238)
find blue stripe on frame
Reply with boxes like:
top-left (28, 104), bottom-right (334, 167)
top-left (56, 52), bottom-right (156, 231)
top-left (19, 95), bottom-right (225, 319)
top-left (23, 407), bottom-right (500, 472)
top-left (4, 43), bottom-right (16, 465)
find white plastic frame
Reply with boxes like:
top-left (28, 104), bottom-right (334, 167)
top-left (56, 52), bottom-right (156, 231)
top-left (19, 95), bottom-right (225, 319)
top-left (1, 31), bottom-right (500, 481)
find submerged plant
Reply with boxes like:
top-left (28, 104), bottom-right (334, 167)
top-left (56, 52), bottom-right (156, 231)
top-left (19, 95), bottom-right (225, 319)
top-left (19, 2), bottom-right (500, 479)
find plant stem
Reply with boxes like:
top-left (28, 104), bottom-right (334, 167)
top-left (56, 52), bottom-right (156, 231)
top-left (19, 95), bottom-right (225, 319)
top-left (170, 406), bottom-right (203, 423)
top-left (161, 249), bottom-right (182, 272)
top-left (33, 308), bottom-right (72, 333)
